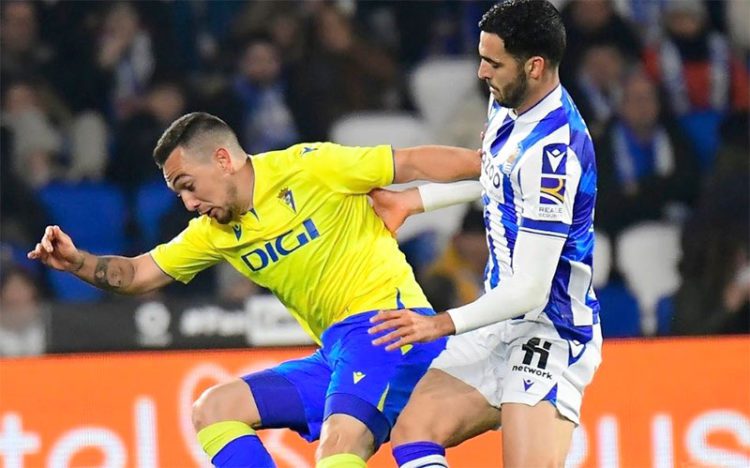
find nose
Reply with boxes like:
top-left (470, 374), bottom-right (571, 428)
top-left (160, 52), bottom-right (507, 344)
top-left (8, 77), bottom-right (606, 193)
top-left (181, 192), bottom-right (200, 212)
top-left (478, 61), bottom-right (490, 80)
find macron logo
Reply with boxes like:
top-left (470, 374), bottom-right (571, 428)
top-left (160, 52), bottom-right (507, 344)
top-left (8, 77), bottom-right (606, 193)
top-left (523, 379), bottom-right (534, 391)
top-left (232, 224), bottom-right (242, 241)
top-left (353, 372), bottom-right (366, 384)
top-left (546, 147), bottom-right (565, 173)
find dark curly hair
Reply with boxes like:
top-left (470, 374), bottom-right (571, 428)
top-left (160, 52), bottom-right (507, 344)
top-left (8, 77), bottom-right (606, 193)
top-left (479, 0), bottom-right (566, 66)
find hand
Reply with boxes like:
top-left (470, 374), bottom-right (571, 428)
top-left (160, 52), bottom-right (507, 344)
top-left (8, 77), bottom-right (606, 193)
top-left (369, 188), bottom-right (422, 235)
top-left (27, 225), bottom-right (84, 272)
top-left (368, 309), bottom-right (456, 351)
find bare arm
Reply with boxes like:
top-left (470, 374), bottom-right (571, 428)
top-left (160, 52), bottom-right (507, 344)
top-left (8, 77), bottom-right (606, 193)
top-left (28, 225), bottom-right (173, 295)
top-left (393, 146), bottom-right (481, 184)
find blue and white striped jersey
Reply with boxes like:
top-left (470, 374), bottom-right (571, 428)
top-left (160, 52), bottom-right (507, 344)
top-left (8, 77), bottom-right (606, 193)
top-left (479, 85), bottom-right (600, 343)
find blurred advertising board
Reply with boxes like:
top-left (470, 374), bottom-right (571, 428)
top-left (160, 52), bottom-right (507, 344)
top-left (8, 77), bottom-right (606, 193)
top-left (1, 337), bottom-right (748, 467)
top-left (47, 295), bottom-right (313, 353)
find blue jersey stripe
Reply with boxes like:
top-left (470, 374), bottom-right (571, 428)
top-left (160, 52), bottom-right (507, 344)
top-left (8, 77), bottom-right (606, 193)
top-left (483, 194), bottom-right (501, 288)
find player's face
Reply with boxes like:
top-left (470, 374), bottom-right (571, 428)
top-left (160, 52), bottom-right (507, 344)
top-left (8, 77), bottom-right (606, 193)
top-left (163, 147), bottom-right (242, 224)
top-left (477, 32), bottom-right (529, 110)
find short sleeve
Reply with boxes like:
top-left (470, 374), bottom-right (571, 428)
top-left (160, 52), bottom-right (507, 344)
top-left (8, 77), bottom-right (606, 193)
top-left (149, 217), bottom-right (223, 283)
top-left (517, 142), bottom-right (581, 239)
top-left (298, 142), bottom-right (394, 194)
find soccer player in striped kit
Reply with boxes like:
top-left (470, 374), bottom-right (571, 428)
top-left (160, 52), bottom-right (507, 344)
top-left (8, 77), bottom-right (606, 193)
top-left (369, 1), bottom-right (602, 466)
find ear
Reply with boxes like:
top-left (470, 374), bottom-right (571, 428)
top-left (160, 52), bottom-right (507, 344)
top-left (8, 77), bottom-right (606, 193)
top-left (214, 148), bottom-right (234, 173)
top-left (527, 56), bottom-right (545, 80)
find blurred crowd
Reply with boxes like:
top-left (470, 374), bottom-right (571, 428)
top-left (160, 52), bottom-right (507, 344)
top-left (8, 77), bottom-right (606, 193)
top-left (1, 0), bottom-right (748, 356)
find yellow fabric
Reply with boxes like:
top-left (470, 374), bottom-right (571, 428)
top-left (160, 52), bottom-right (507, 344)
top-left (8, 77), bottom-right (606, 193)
top-left (151, 142), bottom-right (430, 343)
top-left (197, 421), bottom-right (255, 458)
top-left (316, 453), bottom-right (367, 468)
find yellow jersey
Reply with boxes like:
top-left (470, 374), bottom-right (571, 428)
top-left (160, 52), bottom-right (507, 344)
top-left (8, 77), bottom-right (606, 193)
top-left (150, 143), bottom-right (430, 343)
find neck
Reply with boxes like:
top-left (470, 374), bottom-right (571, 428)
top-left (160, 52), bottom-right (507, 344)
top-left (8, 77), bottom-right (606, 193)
top-left (515, 71), bottom-right (560, 115)
top-left (236, 155), bottom-right (255, 213)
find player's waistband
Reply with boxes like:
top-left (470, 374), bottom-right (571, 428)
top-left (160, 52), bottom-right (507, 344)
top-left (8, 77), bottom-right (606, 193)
top-left (322, 308), bottom-right (435, 344)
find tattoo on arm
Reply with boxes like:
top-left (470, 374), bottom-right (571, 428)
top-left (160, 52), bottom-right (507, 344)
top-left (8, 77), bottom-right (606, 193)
top-left (93, 257), bottom-right (135, 292)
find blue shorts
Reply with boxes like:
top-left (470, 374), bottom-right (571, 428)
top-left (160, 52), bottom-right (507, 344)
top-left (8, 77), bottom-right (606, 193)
top-left (243, 308), bottom-right (446, 448)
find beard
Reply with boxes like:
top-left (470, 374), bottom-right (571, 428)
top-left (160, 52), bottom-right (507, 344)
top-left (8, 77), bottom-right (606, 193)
top-left (492, 68), bottom-right (529, 109)
top-left (215, 182), bottom-right (241, 224)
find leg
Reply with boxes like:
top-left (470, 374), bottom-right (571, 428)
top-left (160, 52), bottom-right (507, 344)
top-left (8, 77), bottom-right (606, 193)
top-left (317, 414), bottom-right (375, 461)
top-left (499, 319), bottom-right (602, 467)
top-left (192, 379), bottom-right (275, 468)
top-left (192, 379), bottom-right (261, 431)
top-left (194, 352), bottom-right (330, 468)
top-left (501, 402), bottom-right (574, 468)
top-left (391, 369), bottom-right (501, 448)
top-left (314, 309), bottom-right (447, 468)
top-left (390, 325), bottom-right (506, 467)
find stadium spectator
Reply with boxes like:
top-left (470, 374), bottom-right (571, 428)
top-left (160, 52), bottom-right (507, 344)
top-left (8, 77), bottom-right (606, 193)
top-left (95, 2), bottom-right (158, 121)
top-left (232, 36), bottom-right (299, 154)
top-left (596, 70), bottom-right (700, 239)
top-left (2, 80), bottom-right (63, 188)
top-left (559, 0), bottom-right (642, 84)
top-left (671, 171), bottom-right (749, 336)
top-left (643, 0), bottom-right (749, 166)
top-left (287, 4), bottom-right (401, 140)
top-left (0, 266), bottom-right (47, 357)
top-left (107, 80), bottom-right (188, 193)
top-left (567, 42), bottom-right (628, 138)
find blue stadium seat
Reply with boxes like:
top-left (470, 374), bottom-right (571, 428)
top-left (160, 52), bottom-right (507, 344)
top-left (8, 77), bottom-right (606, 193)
top-left (596, 280), bottom-right (642, 338)
top-left (135, 179), bottom-right (178, 248)
top-left (655, 295), bottom-right (675, 336)
top-left (37, 181), bottom-right (127, 302)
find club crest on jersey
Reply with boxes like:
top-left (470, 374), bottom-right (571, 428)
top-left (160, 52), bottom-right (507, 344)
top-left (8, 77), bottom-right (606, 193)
top-left (278, 187), bottom-right (296, 213)
top-left (538, 143), bottom-right (567, 219)
top-left (501, 146), bottom-right (521, 175)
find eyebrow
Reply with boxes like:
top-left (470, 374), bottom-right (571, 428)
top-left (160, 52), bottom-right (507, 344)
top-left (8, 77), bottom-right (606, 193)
top-left (169, 174), bottom-right (189, 191)
top-left (479, 54), bottom-right (501, 66)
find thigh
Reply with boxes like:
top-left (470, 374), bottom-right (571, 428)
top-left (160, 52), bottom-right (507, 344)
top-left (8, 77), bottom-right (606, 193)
top-left (325, 310), bottom-right (446, 448)
top-left (429, 323), bottom-right (507, 407)
top-left (500, 320), bottom-right (602, 425)
top-left (243, 350), bottom-right (331, 442)
top-left (392, 368), bottom-right (501, 448)
top-left (501, 402), bottom-right (575, 467)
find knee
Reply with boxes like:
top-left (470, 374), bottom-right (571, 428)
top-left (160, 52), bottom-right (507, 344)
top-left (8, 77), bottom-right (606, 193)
top-left (316, 415), bottom-right (374, 460)
top-left (192, 381), bottom-right (259, 432)
top-left (192, 385), bottom-right (222, 432)
top-left (391, 412), bottom-right (453, 447)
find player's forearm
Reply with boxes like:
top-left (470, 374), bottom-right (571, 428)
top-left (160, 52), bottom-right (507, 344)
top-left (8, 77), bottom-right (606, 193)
top-left (446, 233), bottom-right (564, 334)
top-left (418, 181), bottom-right (483, 212)
top-left (71, 251), bottom-right (142, 295)
top-left (395, 146), bottom-right (481, 183)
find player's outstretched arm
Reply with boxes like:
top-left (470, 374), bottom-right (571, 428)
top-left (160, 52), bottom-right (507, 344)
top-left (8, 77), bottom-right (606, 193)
top-left (370, 181), bottom-right (483, 234)
top-left (393, 146), bottom-right (481, 183)
top-left (27, 225), bottom-right (173, 295)
top-left (369, 231), bottom-right (565, 348)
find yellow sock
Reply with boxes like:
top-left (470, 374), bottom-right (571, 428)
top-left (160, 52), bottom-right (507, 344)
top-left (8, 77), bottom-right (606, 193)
top-left (316, 453), bottom-right (367, 468)
top-left (197, 421), bottom-right (255, 457)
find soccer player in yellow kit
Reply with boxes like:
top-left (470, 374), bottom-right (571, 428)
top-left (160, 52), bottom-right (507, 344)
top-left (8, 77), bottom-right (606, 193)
top-left (28, 112), bottom-right (480, 468)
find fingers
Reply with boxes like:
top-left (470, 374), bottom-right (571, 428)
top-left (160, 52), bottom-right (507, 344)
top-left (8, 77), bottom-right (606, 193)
top-left (41, 226), bottom-right (55, 252)
top-left (369, 310), bottom-right (416, 350)
top-left (27, 243), bottom-right (44, 259)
